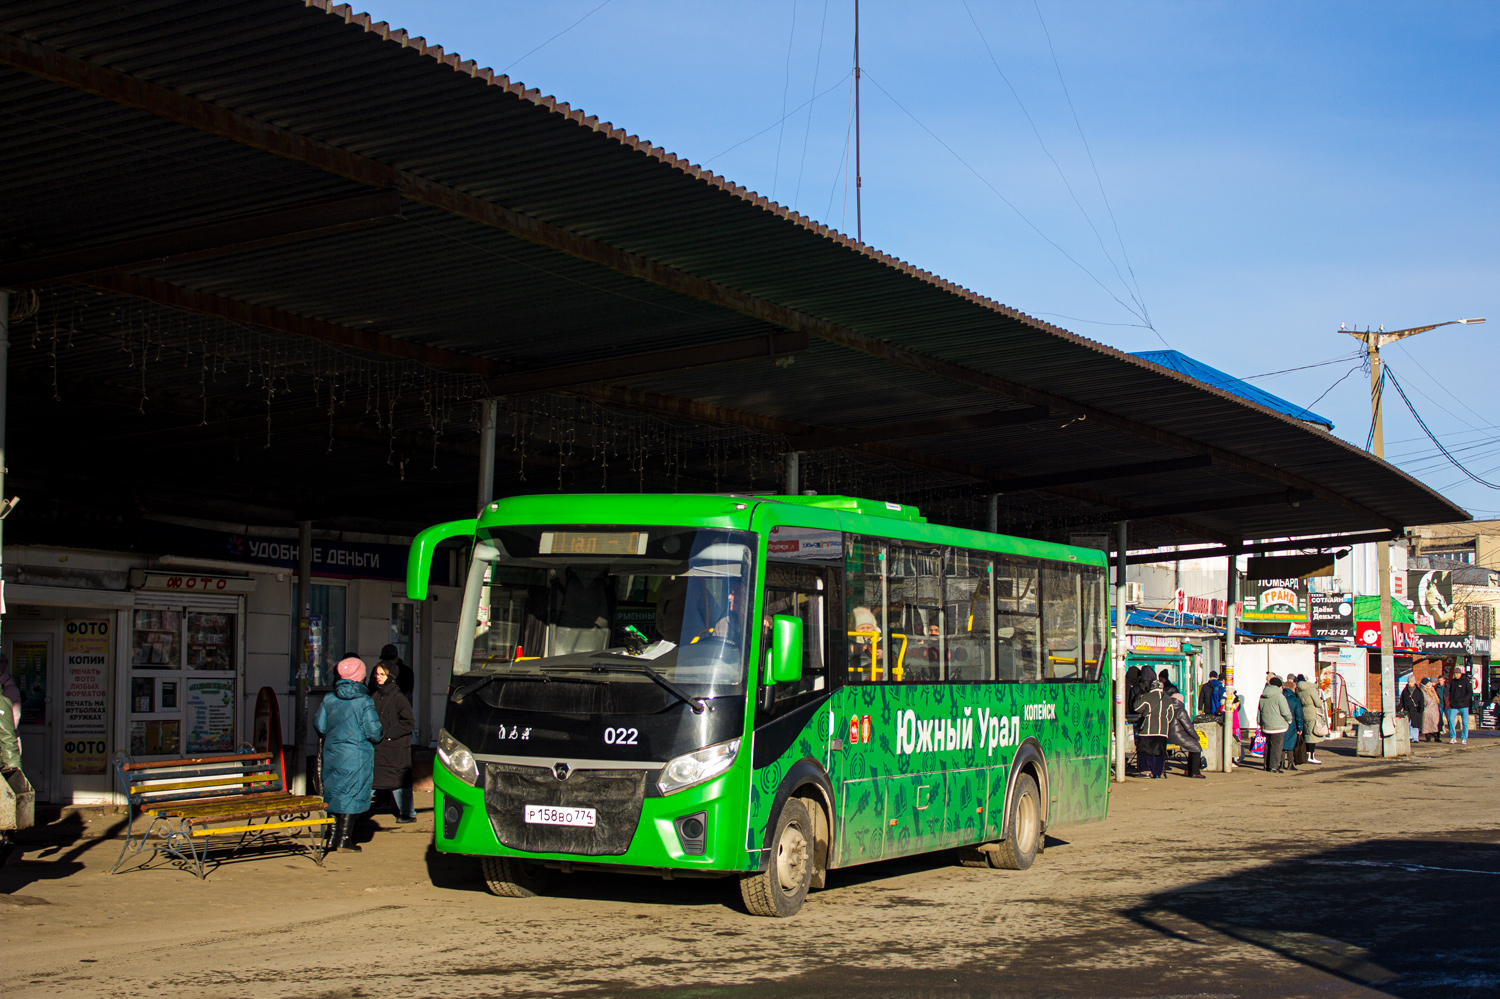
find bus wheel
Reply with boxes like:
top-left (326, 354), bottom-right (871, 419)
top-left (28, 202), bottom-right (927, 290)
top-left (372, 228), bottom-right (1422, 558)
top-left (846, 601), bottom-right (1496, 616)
top-left (481, 855), bottom-right (550, 897)
top-left (739, 799), bottom-right (813, 917)
top-left (988, 773), bottom-right (1041, 871)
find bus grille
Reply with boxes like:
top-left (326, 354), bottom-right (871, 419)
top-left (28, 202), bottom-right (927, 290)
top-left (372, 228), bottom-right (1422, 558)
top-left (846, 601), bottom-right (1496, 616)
top-left (483, 762), bottom-right (648, 856)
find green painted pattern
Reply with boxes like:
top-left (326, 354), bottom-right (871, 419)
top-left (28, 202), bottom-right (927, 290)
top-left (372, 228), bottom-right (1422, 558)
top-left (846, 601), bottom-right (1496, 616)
top-left (744, 680), bottom-right (1110, 869)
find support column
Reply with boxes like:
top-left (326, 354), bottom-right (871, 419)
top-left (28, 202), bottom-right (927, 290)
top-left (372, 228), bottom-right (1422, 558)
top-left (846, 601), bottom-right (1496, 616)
top-left (784, 451), bottom-right (800, 496)
top-left (1224, 548), bottom-right (1239, 773)
top-left (292, 518), bottom-right (313, 795)
top-left (1376, 538), bottom-right (1399, 755)
top-left (1113, 521), bottom-right (1128, 782)
top-left (986, 494), bottom-right (999, 534)
top-left (477, 398), bottom-right (498, 512)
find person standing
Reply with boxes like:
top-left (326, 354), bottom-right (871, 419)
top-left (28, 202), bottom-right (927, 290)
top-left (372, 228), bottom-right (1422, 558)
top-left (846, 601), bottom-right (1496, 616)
top-left (1258, 675), bottom-right (1293, 773)
top-left (1133, 677), bottom-right (1171, 779)
top-left (1202, 671), bottom-right (1226, 717)
top-left (315, 656), bottom-right (383, 853)
top-left (1297, 676), bottom-right (1328, 765)
top-left (1400, 676), bottom-right (1425, 744)
top-left (1281, 679), bottom-right (1305, 771)
top-left (1420, 678), bottom-right (1441, 743)
top-left (1447, 669), bottom-right (1473, 745)
top-left (371, 661), bottom-right (417, 823)
top-left (1168, 692), bottom-right (1206, 778)
top-left (376, 644), bottom-right (414, 702)
top-left (1433, 676), bottom-right (1448, 739)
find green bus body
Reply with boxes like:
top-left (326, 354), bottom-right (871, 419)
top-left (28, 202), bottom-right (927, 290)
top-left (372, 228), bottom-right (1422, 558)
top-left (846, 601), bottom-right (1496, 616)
top-left (412, 493), bottom-right (1111, 892)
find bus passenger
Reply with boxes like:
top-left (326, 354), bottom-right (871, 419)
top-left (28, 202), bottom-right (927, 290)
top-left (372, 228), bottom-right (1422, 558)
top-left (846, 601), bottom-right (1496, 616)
top-left (1132, 677), bottom-right (1170, 779)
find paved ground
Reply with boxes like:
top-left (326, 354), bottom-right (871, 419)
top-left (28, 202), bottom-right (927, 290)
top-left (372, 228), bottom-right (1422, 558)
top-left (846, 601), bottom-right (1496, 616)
top-left (3, 733), bottom-right (1498, 999)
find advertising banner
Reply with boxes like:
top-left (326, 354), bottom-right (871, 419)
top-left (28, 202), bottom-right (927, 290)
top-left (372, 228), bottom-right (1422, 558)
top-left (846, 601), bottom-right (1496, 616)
top-left (186, 679), bottom-right (236, 754)
top-left (1408, 569), bottom-right (1457, 632)
top-left (61, 618), bottom-right (111, 775)
top-left (10, 638), bottom-right (48, 726)
top-left (1310, 592), bottom-right (1354, 641)
top-left (1242, 577), bottom-right (1308, 622)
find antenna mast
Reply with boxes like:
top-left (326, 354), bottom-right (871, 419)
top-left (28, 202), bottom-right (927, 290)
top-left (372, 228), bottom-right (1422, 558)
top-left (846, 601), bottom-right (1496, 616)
top-left (854, 0), bottom-right (862, 242)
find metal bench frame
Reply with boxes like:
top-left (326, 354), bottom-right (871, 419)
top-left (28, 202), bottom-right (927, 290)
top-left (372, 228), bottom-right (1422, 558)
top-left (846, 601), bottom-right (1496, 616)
top-left (111, 750), bottom-right (330, 879)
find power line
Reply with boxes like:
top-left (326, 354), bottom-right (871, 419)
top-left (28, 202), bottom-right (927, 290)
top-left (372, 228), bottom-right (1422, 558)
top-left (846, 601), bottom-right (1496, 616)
top-left (861, 69), bottom-right (1162, 339)
top-left (1384, 365), bottom-right (1500, 490)
top-left (1301, 362), bottom-right (1361, 415)
top-left (1393, 340), bottom-right (1492, 429)
top-left (502, 0), bottom-right (614, 74)
top-left (705, 71), bottom-right (851, 165)
top-left (960, 0), bottom-right (1153, 331)
top-left (1241, 352), bottom-right (1363, 381)
top-left (1032, 0), bottom-right (1150, 329)
top-left (791, 0), bottom-right (832, 212)
top-left (770, 0), bottom-right (799, 202)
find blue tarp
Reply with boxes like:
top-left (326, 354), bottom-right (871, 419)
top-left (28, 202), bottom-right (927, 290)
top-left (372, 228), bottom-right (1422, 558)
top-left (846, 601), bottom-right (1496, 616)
top-left (1133, 349), bottom-right (1335, 430)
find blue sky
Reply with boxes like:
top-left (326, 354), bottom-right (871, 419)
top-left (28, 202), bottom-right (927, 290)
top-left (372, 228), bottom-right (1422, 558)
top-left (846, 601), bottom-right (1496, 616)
top-left (361, 0), bottom-right (1500, 517)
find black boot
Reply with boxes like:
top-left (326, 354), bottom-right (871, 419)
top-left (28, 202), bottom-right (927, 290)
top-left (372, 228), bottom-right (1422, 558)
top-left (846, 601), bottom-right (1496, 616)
top-left (340, 814), bottom-right (362, 853)
top-left (325, 813), bottom-right (344, 853)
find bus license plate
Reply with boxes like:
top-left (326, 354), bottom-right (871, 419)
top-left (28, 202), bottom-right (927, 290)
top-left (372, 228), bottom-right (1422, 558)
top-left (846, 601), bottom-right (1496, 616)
top-left (524, 805), bottom-right (596, 828)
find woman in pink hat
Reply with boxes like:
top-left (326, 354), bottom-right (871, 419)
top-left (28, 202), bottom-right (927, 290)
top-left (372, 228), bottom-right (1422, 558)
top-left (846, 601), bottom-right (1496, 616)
top-left (315, 655), bottom-right (383, 852)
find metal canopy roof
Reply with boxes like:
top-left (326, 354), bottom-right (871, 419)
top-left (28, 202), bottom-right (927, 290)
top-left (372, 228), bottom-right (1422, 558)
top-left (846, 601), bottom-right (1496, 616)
top-left (0, 0), bottom-right (1468, 551)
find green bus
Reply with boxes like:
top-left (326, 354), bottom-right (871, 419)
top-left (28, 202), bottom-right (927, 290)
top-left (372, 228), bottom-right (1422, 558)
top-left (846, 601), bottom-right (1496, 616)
top-left (407, 493), bottom-right (1112, 916)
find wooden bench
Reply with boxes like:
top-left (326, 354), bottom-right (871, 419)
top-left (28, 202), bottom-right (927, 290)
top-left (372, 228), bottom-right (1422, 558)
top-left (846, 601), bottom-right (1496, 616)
top-left (111, 750), bottom-right (331, 879)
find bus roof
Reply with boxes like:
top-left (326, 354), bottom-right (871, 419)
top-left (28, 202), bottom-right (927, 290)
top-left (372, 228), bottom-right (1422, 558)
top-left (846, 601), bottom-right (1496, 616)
top-left (475, 493), bottom-right (1107, 566)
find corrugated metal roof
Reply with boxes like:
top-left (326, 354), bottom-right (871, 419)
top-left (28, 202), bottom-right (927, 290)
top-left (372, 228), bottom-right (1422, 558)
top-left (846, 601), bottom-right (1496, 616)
top-left (0, 0), bottom-right (1469, 547)
top-left (1132, 350), bottom-right (1335, 430)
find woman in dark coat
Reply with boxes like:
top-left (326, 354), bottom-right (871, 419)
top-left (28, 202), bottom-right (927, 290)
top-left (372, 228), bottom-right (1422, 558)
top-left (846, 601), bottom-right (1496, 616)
top-left (1280, 682), bottom-right (1305, 772)
top-left (1133, 677), bottom-right (1171, 779)
top-left (315, 656), bottom-right (383, 852)
top-left (371, 660), bottom-right (416, 823)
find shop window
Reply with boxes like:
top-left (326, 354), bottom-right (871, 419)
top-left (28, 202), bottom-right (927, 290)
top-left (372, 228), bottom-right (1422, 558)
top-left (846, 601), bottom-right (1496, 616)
top-left (291, 583), bottom-right (347, 686)
top-left (946, 550), bottom-right (992, 682)
top-left (133, 609), bottom-right (182, 667)
top-left (131, 603), bottom-right (240, 757)
top-left (996, 558), bottom-right (1041, 682)
top-left (1042, 564), bottom-right (1082, 680)
top-left (187, 612), bottom-right (234, 669)
top-left (844, 536), bottom-right (887, 683)
top-left (889, 544), bottom-right (944, 683)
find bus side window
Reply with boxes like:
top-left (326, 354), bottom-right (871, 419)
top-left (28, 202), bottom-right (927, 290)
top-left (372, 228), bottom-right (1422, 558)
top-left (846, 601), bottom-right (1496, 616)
top-left (946, 549), bottom-right (992, 682)
top-left (1080, 567), bottom-right (1106, 681)
top-left (1042, 564), bottom-right (1082, 681)
top-left (889, 544), bottom-right (943, 683)
top-left (996, 558), bottom-right (1040, 682)
top-left (845, 536), bottom-right (886, 683)
top-left (758, 562), bottom-right (831, 724)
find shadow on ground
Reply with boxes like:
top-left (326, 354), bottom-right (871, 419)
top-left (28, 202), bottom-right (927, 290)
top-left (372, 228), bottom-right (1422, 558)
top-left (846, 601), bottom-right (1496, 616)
top-left (1125, 830), bottom-right (1500, 999)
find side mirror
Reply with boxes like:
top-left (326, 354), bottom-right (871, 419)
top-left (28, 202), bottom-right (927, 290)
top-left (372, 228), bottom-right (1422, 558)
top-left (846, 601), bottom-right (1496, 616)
top-left (769, 614), bottom-right (804, 685)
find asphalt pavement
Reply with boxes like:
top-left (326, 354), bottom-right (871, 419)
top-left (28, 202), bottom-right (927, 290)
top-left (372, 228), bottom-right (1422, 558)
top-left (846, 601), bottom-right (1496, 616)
top-left (2, 732), bottom-right (1497, 999)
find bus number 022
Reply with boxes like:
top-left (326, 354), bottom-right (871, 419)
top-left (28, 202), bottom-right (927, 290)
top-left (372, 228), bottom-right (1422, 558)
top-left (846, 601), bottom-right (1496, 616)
top-left (603, 727), bottom-right (638, 746)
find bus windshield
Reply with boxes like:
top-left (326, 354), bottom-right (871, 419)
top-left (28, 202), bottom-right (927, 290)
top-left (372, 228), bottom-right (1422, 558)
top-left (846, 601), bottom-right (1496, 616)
top-left (461, 526), bottom-right (754, 696)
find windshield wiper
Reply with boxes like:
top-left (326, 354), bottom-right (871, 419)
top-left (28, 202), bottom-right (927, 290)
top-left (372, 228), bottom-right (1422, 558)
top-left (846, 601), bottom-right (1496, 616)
top-left (544, 662), bottom-right (707, 714)
top-left (449, 670), bottom-right (605, 703)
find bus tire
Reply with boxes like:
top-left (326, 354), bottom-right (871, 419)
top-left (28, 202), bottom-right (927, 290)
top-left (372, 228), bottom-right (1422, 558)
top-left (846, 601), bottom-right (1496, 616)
top-left (988, 773), bottom-right (1041, 871)
top-left (739, 798), bottom-right (813, 917)
top-left (481, 855), bottom-right (550, 897)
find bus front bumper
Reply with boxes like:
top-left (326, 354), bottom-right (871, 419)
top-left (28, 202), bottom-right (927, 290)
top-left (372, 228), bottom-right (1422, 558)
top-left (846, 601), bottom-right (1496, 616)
top-left (432, 758), bottom-right (749, 873)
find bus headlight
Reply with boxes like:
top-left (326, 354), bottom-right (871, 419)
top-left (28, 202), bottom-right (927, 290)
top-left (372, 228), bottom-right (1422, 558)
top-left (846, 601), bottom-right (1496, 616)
top-left (437, 728), bottom-right (479, 786)
top-left (658, 738), bottom-right (739, 795)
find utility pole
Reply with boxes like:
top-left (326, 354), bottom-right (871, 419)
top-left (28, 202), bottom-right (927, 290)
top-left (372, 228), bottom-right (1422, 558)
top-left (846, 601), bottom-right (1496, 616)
top-left (854, 0), bottom-right (862, 243)
top-left (1345, 317), bottom-right (1484, 756)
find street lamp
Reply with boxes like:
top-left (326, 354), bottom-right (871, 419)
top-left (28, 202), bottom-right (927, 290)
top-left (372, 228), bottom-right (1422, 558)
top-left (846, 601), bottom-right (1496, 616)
top-left (1342, 317), bottom-right (1486, 756)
